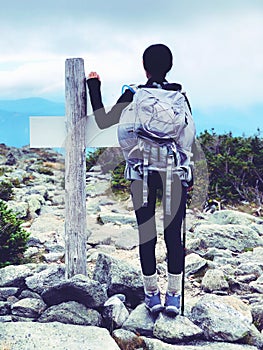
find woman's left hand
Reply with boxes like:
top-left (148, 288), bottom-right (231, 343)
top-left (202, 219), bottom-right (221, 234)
top-left (88, 72), bottom-right (100, 80)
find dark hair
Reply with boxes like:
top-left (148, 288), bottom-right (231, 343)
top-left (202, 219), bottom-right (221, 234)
top-left (143, 44), bottom-right (173, 81)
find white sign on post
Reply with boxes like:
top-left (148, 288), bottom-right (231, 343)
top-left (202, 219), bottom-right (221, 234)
top-left (30, 114), bottom-right (119, 148)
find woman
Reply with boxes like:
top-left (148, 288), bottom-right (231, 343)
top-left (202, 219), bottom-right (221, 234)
top-left (87, 44), bottom-right (189, 316)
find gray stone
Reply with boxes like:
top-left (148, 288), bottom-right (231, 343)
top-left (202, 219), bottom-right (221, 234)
top-left (87, 226), bottom-right (115, 246)
top-left (102, 295), bottom-right (129, 331)
top-left (24, 246), bottom-right (40, 258)
top-left (185, 253), bottom-right (207, 276)
top-left (43, 252), bottom-right (65, 263)
top-left (250, 275), bottom-right (263, 293)
top-left (11, 297), bottom-right (46, 319)
top-left (235, 263), bottom-right (263, 277)
top-left (100, 212), bottom-right (137, 226)
top-left (203, 247), bottom-right (233, 261)
top-left (0, 315), bottom-right (12, 322)
top-left (112, 329), bottom-right (146, 349)
top-left (122, 303), bottom-right (155, 337)
top-left (153, 314), bottom-right (203, 343)
top-left (93, 253), bottom-right (144, 308)
top-left (7, 200), bottom-right (28, 218)
top-left (194, 224), bottom-right (263, 253)
top-left (0, 265), bottom-right (33, 288)
top-left (41, 274), bottom-right (108, 308)
top-left (27, 194), bottom-right (44, 214)
top-left (38, 301), bottom-right (102, 326)
top-left (0, 322), bottom-right (121, 350)
top-left (19, 289), bottom-right (43, 300)
top-left (201, 269), bottom-right (229, 292)
top-left (251, 302), bottom-right (263, 331)
top-left (141, 338), bottom-right (258, 350)
top-left (25, 264), bottom-right (65, 294)
top-left (0, 287), bottom-right (19, 300)
top-left (244, 324), bottom-right (263, 349)
top-left (29, 213), bottom-right (64, 244)
top-left (191, 294), bottom-right (252, 342)
top-left (114, 226), bottom-right (139, 250)
top-left (209, 210), bottom-right (263, 227)
top-left (0, 301), bottom-right (11, 315)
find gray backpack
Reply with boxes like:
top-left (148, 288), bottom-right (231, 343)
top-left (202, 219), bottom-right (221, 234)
top-left (118, 85), bottom-right (196, 215)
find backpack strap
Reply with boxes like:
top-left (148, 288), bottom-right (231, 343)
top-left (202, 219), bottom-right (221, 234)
top-left (165, 146), bottom-right (174, 216)
top-left (142, 144), bottom-right (150, 208)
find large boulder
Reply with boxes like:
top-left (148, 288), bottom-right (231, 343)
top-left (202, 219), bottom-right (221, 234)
top-left (0, 322), bottom-right (121, 350)
top-left (41, 274), bottom-right (108, 308)
top-left (93, 253), bottom-right (144, 307)
top-left (191, 294), bottom-right (253, 342)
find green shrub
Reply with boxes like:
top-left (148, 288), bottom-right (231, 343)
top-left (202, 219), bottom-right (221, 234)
top-left (86, 148), bottom-right (105, 172)
top-left (0, 200), bottom-right (30, 267)
top-left (0, 181), bottom-right (13, 201)
top-left (36, 167), bottom-right (54, 176)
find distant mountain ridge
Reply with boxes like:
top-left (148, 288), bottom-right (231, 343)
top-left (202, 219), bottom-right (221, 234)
top-left (0, 97), bottom-right (261, 148)
top-left (0, 98), bottom-right (65, 147)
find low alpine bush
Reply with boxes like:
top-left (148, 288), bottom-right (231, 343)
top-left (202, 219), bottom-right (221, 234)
top-left (0, 200), bottom-right (30, 267)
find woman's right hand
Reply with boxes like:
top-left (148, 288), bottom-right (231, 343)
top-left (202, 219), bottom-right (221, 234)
top-left (88, 72), bottom-right (100, 80)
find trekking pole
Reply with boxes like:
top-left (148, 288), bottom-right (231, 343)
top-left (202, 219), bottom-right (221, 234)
top-left (181, 213), bottom-right (186, 316)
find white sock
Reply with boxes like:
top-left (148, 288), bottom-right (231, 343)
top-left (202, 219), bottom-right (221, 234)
top-left (143, 272), bottom-right (159, 295)
top-left (167, 272), bottom-right (182, 295)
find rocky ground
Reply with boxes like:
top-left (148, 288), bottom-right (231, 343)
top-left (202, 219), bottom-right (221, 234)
top-left (0, 145), bottom-right (263, 350)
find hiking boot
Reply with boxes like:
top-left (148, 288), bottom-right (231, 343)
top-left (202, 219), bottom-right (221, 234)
top-left (144, 291), bottom-right (164, 314)
top-left (164, 292), bottom-right (180, 316)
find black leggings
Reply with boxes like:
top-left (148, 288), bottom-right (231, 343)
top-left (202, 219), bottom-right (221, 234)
top-left (131, 171), bottom-right (187, 276)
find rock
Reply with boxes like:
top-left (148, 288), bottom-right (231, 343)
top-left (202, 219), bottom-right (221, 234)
top-left (93, 253), bottom-right (144, 307)
top-left (27, 194), bottom-right (44, 215)
top-left (244, 324), bottom-right (263, 349)
top-left (5, 152), bottom-right (16, 165)
top-left (102, 295), bottom-right (129, 331)
top-left (87, 224), bottom-right (117, 246)
top-left (142, 338), bottom-right (258, 349)
top-left (25, 264), bottom-right (66, 294)
top-left (18, 289), bottom-right (43, 300)
top-left (251, 302), bottom-right (263, 331)
top-left (203, 247), bottom-right (233, 261)
top-left (7, 200), bottom-right (28, 218)
top-left (43, 252), bottom-right (65, 263)
top-left (114, 226), bottom-right (139, 250)
top-left (249, 275), bottom-right (263, 293)
top-left (0, 315), bottom-right (12, 322)
top-left (235, 263), bottom-right (263, 277)
top-left (38, 301), bottom-right (102, 326)
top-left (41, 274), bottom-right (108, 308)
top-left (99, 212), bottom-right (137, 226)
top-left (24, 246), bottom-right (40, 258)
top-left (185, 253), bottom-right (207, 276)
top-left (209, 210), bottom-right (263, 227)
top-left (122, 303), bottom-right (155, 337)
top-left (153, 314), bottom-right (203, 343)
top-left (112, 329), bottom-right (146, 350)
top-left (29, 213), bottom-right (64, 245)
top-left (0, 322), bottom-right (121, 350)
top-left (11, 297), bottom-right (46, 319)
top-left (0, 287), bottom-right (19, 301)
top-left (191, 294), bottom-right (253, 342)
top-left (201, 269), bottom-right (229, 292)
top-left (0, 301), bottom-right (11, 315)
top-left (0, 265), bottom-right (33, 288)
top-left (194, 224), bottom-right (263, 253)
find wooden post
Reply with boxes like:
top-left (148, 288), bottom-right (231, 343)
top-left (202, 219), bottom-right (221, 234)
top-left (65, 58), bottom-right (87, 279)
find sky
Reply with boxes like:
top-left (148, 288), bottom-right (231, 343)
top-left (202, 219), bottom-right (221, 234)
top-left (0, 0), bottom-right (262, 134)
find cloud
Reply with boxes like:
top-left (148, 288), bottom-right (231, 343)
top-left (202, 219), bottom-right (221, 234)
top-left (0, 0), bottom-right (262, 111)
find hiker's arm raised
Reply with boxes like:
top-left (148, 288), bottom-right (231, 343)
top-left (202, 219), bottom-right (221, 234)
top-left (87, 74), bottom-right (134, 129)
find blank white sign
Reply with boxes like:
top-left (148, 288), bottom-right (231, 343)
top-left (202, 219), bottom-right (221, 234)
top-left (30, 115), bottom-right (119, 148)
